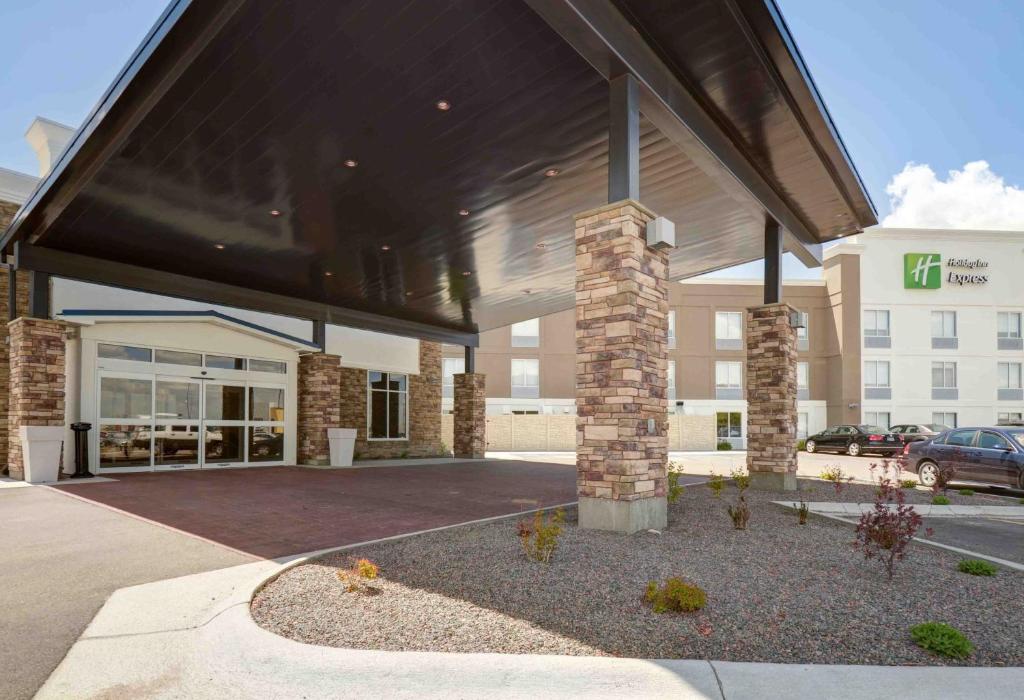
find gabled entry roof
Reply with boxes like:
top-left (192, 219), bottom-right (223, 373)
top-left (3, 0), bottom-right (876, 340)
top-left (58, 309), bottom-right (320, 351)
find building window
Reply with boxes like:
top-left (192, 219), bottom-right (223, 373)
top-left (206, 354), bottom-right (246, 370)
top-left (864, 411), bottom-right (891, 429)
top-left (997, 412), bottom-right (1022, 424)
top-left (668, 310), bottom-right (676, 349)
top-left (998, 362), bottom-right (1023, 401)
top-left (248, 359), bottom-right (287, 374)
top-left (863, 310), bottom-right (890, 348)
top-left (715, 361), bottom-right (742, 399)
top-left (932, 411), bottom-right (958, 428)
top-left (797, 412), bottom-right (808, 439)
top-left (932, 361), bottom-right (957, 388)
top-left (442, 357), bottom-right (464, 399)
top-left (716, 411), bottom-right (742, 447)
top-left (998, 312), bottom-right (1023, 350)
top-left (931, 310), bottom-right (958, 349)
top-left (510, 318), bottom-right (540, 348)
top-left (667, 360), bottom-right (677, 405)
top-left (795, 310), bottom-right (809, 351)
top-left (715, 311), bottom-right (743, 350)
top-left (368, 371), bottom-right (408, 440)
top-left (797, 362), bottom-right (809, 400)
top-left (511, 358), bottom-right (539, 398)
top-left (864, 360), bottom-right (889, 387)
top-left (98, 343), bottom-right (153, 362)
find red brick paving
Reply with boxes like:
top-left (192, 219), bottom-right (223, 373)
top-left (52, 462), bottom-right (576, 558)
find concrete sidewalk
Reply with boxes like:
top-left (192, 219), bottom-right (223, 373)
top-left (777, 501), bottom-right (1024, 519)
top-left (39, 527), bottom-right (1024, 699)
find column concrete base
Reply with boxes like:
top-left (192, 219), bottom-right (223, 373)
top-left (750, 472), bottom-right (798, 492)
top-left (578, 496), bottom-right (667, 534)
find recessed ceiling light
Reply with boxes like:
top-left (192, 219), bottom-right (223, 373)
top-left (324, 271), bottom-right (334, 277)
top-left (461, 270), bottom-right (472, 277)
top-left (405, 291), bottom-right (414, 296)
top-left (269, 209), bottom-right (281, 217)
top-left (214, 243), bottom-right (225, 250)
top-left (343, 159), bottom-right (358, 168)
top-left (523, 289), bottom-right (532, 294)
top-left (458, 209), bottom-right (470, 216)
top-left (544, 168), bottom-right (560, 177)
top-left (535, 242), bottom-right (547, 249)
top-left (436, 99), bottom-right (451, 111)
top-left (380, 244), bottom-right (391, 251)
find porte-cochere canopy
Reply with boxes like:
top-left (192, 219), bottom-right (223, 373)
top-left (2, 0), bottom-right (875, 343)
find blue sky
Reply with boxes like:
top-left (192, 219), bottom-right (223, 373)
top-left (1, 1), bottom-right (1021, 277)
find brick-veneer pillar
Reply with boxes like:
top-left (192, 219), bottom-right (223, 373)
top-left (745, 303), bottom-right (799, 490)
top-left (8, 318), bottom-right (67, 480)
top-left (576, 200), bottom-right (669, 533)
top-left (297, 352), bottom-right (341, 465)
top-left (452, 373), bottom-right (485, 458)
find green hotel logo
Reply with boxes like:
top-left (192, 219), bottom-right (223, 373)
top-left (904, 253), bottom-right (942, 289)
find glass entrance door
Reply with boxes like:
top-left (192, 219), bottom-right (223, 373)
top-left (202, 381), bottom-right (246, 468)
top-left (153, 376), bottom-right (202, 470)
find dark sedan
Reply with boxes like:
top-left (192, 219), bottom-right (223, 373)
top-left (804, 425), bottom-right (901, 457)
top-left (889, 423), bottom-right (948, 444)
top-left (901, 427), bottom-right (1024, 489)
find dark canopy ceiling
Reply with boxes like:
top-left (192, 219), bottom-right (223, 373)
top-left (3, 0), bottom-right (876, 338)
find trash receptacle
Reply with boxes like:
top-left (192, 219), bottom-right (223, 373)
top-left (327, 428), bottom-right (357, 467)
top-left (19, 425), bottom-right (65, 484)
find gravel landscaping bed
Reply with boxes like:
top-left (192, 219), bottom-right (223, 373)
top-left (252, 479), bottom-right (1023, 666)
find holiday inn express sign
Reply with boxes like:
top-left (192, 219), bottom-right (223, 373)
top-left (904, 253), bottom-right (989, 289)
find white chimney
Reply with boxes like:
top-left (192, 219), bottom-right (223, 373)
top-left (25, 117), bottom-right (76, 178)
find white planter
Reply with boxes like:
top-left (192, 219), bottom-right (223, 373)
top-left (19, 425), bottom-right (65, 484)
top-left (327, 428), bottom-right (357, 467)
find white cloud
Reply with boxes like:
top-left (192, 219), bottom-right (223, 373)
top-left (882, 160), bottom-right (1024, 230)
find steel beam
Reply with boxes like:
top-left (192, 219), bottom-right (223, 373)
top-left (464, 345), bottom-right (476, 374)
top-left (7, 265), bottom-right (16, 322)
top-left (608, 73), bottom-right (640, 202)
top-left (13, 243), bottom-right (479, 347)
top-left (28, 271), bottom-right (50, 319)
top-left (764, 219), bottom-right (782, 304)
top-left (312, 319), bottom-right (327, 349)
top-left (524, 0), bottom-right (824, 267)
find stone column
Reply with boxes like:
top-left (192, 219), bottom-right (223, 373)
top-left (452, 373), bottom-right (485, 458)
top-left (576, 200), bottom-right (668, 533)
top-left (745, 303), bottom-right (799, 490)
top-left (297, 352), bottom-right (341, 465)
top-left (8, 318), bottom-right (67, 480)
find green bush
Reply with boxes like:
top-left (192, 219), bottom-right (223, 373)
top-left (957, 559), bottom-right (997, 576)
top-left (716, 441), bottom-right (733, 451)
top-left (932, 495), bottom-right (951, 505)
top-left (910, 622), bottom-right (973, 659)
top-left (644, 578), bottom-right (706, 614)
top-left (899, 479), bottom-right (918, 489)
top-left (1020, 498), bottom-right (1024, 505)
top-left (957, 488), bottom-right (975, 496)
top-left (796, 439), bottom-right (807, 451)
top-left (667, 465), bottom-right (685, 504)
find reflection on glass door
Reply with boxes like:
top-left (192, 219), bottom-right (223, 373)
top-left (98, 372), bottom-right (153, 471)
top-left (153, 377), bottom-right (201, 469)
top-left (203, 382), bottom-right (246, 466)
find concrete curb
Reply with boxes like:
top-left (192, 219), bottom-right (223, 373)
top-left (774, 501), bottom-right (1024, 519)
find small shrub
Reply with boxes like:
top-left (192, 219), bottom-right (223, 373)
top-left (796, 438), bottom-right (807, 451)
top-left (708, 472), bottom-right (725, 499)
top-left (910, 622), bottom-right (973, 660)
top-left (336, 557), bottom-right (380, 593)
top-left (644, 578), bottom-right (706, 614)
top-left (930, 461), bottom-right (958, 496)
top-left (353, 451), bottom-right (363, 461)
top-left (516, 508), bottom-right (565, 563)
top-left (727, 495), bottom-right (750, 530)
top-left (900, 479), bottom-right (918, 489)
top-left (730, 467), bottom-right (751, 491)
top-left (957, 559), bottom-right (997, 576)
top-left (1019, 498), bottom-right (1024, 505)
top-left (399, 450), bottom-right (410, 458)
top-left (854, 460), bottom-right (923, 579)
top-left (794, 498), bottom-right (809, 525)
top-left (957, 488), bottom-right (975, 496)
top-left (820, 465), bottom-right (853, 496)
top-left (716, 441), bottom-right (733, 451)
top-left (667, 463), bottom-right (685, 504)
top-left (932, 494), bottom-right (951, 505)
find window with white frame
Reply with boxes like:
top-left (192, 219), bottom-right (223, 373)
top-left (715, 361), bottom-right (742, 388)
top-left (795, 311), bottom-right (808, 339)
top-left (932, 411), bottom-right (957, 428)
top-left (368, 372), bottom-right (408, 440)
top-left (441, 357), bottom-right (464, 398)
top-left (715, 312), bottom-right (743, 341)
top-left (997, 312), bottom-right (1022, 339)
top-left (797, 412), bottom-right (808, 439)
top-left (511, 358), bottom-right (540, 398)
top-left (998, 362), bottom-right (1022, 389)
top-left (932, 361), bottom-right (957, 388)
top-left (864, 360), bottom-right (890, 388)
top-left (797, 362), bottom-right (809, 389)
top-left (668, 310), bottom-right (676, 349)
top-left (931, 310), bottom-right (957, 338)
top-left (863, 310), bottom-right (890, 337)
top-left (510, 318), bottom-right (540, 347)
top-left (864, 411), bottom-right (891, 429)
top-left (667, 360), bottom-right (677, 403)
top-left (998, 412), bottom-right (1022, 424)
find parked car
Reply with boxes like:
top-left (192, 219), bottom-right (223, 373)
top-left (889, 423), bottom-right (949, 444)
top-left (804, 424), bottom-right (901, 456)
top-left (900, 426), bottom-right (1024, 489)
